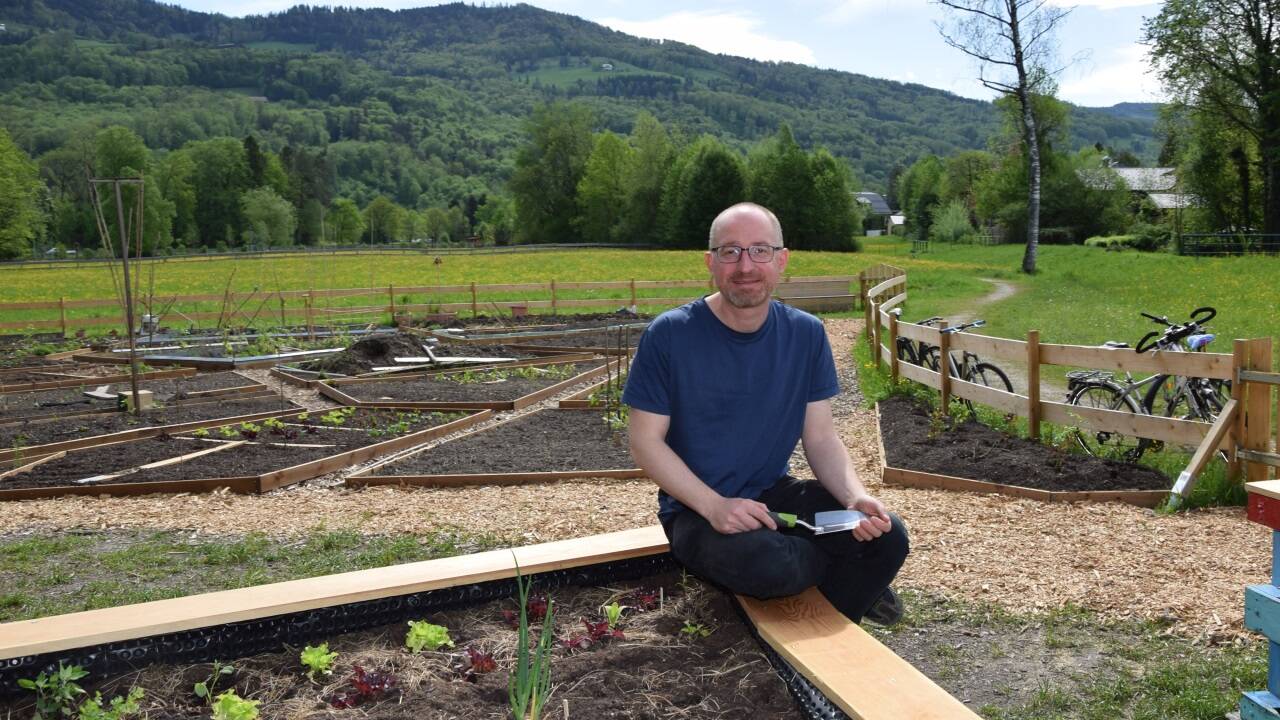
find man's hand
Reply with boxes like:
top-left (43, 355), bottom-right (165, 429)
top-left (706, 497), bottom-right (776, 534)
top-left (848, 494), bottom-right (893, 542)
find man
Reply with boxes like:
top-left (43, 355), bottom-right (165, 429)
top-left (622, 202), bottom-right (908, 624)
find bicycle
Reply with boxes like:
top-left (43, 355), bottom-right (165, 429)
top-left (893, 314), bottom-right (942, 369)
top-left (1066, 306), bottom-right (1222, 461)
top-left (891, 312), bottom-right (1015, 409)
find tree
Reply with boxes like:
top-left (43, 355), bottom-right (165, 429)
top-left (574, 131), bottom-right (635, 243)
top-left (363, 196), bottom-right (403, 244)
top-left (94, 126), bottom-right (174, 255)
top-left (617, 112), bottom-right (673, 245)
top-left (475, 195), bottom-right (516, 246)
top-left (0, 128), bottom-right (44, 259)
top-left (659, 136), bottom-right (747, 248)
top-left (747, 126), bottom-right (862, 250)
top-left (510, 102), bottom-right (595, 243)
top-left (935, 0), bottom-right (1075, 272)
top-left (1146, 1), bottom-right (1280, 235)
top-left (897, 155), bottom-right (944, 240)
top-left (241, 187), bottom-right (297, 247)
top-left (328, 198), bottom-right (363, 245)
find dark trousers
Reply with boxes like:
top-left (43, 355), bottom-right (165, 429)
top-left (661, 476), bottom-right (909, 623)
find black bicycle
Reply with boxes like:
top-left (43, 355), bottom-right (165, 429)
top-left (893, 313), bottom-right (1015, 409)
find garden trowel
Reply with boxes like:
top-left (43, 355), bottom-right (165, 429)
top-left (767, 509), bottom-right (869, 534)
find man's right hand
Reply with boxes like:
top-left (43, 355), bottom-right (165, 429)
top-left (706, 497), bottom-right (776, 534)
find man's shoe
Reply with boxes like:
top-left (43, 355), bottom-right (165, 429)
top-left (864, 587), bottom-right (903, 626)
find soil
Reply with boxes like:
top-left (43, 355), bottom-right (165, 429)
top-left (36, 572), bottom-right (804, 720)
top-left (301, 333), bottom-right (433, 376)
top-left (2, 409), bottom-right (474, 489)
top-left (878, 395), bottom-right (1172, 492)
top-left (0, 395), bottom-right (297, 450)
top-left (0, 371), bottom-right (260, 423)
top-left (340, 362), bottom-right (605, 404)
top-left (372, 409), bottom-right (635, 477)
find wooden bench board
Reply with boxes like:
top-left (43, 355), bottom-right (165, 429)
top-left (738, 588), bottom-right (979, 720)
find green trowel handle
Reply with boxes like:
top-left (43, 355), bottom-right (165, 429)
top-left (767, 511), bottom-right (797, 529)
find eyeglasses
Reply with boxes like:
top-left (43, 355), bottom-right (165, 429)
top-left (710, 245), bottom-right (784, 263)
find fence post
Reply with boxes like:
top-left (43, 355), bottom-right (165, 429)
top-left (278, 292), bottom-right (287, 327)
top-left (1245, 338), bottom-right (1274, 482)
top-left (1230, 339), bottom-right (1247, 480)
top-left (305, 293), bottom-right (314, 340)
top-left (629, 279), bottom-right (637, 308)
top-left (388, 285), bottom-right (395, 325)
top-left (888, 311), bottom-right (899, 384)
top-left (870, 300), bottom-right (881, 370)
top-left (1027, 330), bottom-right (1041, 440)
top-left (939, 321), bottom-right (951, 416)
top-left (550, 279), bottom-right (558, 316)
top-left (59, 297), bottom-right (67, 338)
top-left (470, 282), bottom-right (478, 317)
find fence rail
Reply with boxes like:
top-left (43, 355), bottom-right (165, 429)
top-left (0, 275), bottom-right (858, 335)
top-left (858, 267), bottom-right (1277, 495)
top-left (1179, 233), bottom-right (1280, 257)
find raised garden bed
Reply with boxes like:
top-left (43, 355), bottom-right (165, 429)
top-left (0, 395), bottom-right (298, 464)
top-left (0, 370), bottom-right (265, 423)
top-left (0, 408), bottom-right (489, 500)
top-left (320, 356), bottom-right (608, 410)
top-left (877, 396), bottom-right (1171, 506)
top-left (0, 366), bottom-right (197, 394)
top-left (350, 407), bottom-right (639, 488)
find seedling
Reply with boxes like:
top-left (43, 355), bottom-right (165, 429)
top-left (456, 646), bottom-right (499, 683)
top-left (680, 621), bottom-right (712, 639)
top-left (602, 601), bottom-right (625, 629)
top-left (329, 665), bottom-right (397, 709)
top-left (18, 662), bottom-right (88, 719)
top-left (237, 422), bottom-right (261, 440)
top-left (405, 620), bottom-right (455, 653)
top-left (194, 661), bottom-right (235, 704)
top-left (501, 592), bottom-right (548, 628)
top-left (320, 408), bottom-right (355, 427)
top-left (192, 428), bottom-right (210, 439)
top-left (300, 643), bottom-right (338, 681)
top-left (217, 425), bottom-right (239, 440)
top-left (561, 618), bottom-right (624, 650)
top-left (210, 689), bottom-right (260, 720)
top-left (508, 561), bottom-right (555, 720)
top-left (77, 687), bottom-right (144, 720)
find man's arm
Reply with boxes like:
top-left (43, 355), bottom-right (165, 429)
top-left (628, 407), bottom-right (776, 534)
top-left (800, 399), bottom-right (893, 541)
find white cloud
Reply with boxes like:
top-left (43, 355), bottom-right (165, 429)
top-left (1059, 43), bottom-right (1165, 106)
top-left (596, 11), bottom-right (818, 66)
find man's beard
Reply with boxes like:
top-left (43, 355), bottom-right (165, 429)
top-left (719, 274), bottom-right (774, 309)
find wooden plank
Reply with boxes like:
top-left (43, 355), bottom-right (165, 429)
top-left (866, 275), bottom-right (906, 299)
top-left (1248, 491), bottom-right (1280, 531)
top-left (1173, 400), bottom-right (1239, 497)
top-left (0, 451), bottom-right (67, 481)
top-left (738, 588), bottom-right (980, 720)
top-left (878, 291), bottom-right (907, 314)
top-left (1040, 400), bottom-right (1211, 447)
top-left (946, 331), bottom-right (1026, 364)
top-left (1039, 343), bottom-right (1233, 380)
top-left (1241, 690), bottom-right (1280, 720)
top-left (1027, 330), bottom-right (1041, 440)
top-left (0, 367), bottom-right (196, 394)
top-left (949, 376), bottom-right (1025, 416)
top-left (0, 475), bottom-right (261, 502)
top-left (897, 359), bottom-right (940, 389)
top-left (350, 469), bottom-right (645, 488)
top-left (882, 465), bottom-right (1166, 507)
top-left (1242, 370), bottom-right (1280, 386)
top-left (895, 321), bottom-right (941, 344)
top-left (1241, 450), bottom-right (1280, 469)
top-left (1246, 584), bottom-right (1280, 644)
top-left (1247, 480), bottom-right (1280, 504)
top-left (1246, 339), bottom-right (1274, 481)
top-left (0, 525), bottom-right (669, 659)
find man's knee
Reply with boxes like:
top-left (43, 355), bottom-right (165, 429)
top-left (881, 512), bottom-right (910, 565)
top-left (677, 529), bottom-right (823, 599)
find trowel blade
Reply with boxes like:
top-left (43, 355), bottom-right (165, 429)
top-left (812, 510), bottom-right (870, 534)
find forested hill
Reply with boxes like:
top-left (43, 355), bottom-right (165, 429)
top-left (0, 0), bottom-right (1158, 204)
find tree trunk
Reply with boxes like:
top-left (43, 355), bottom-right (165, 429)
top-left (1262, 131), bottom-right (1280, 238)
top-left (1019, 90), bottom-right (1041, 274)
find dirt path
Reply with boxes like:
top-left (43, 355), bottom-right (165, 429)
top-left (0, 318), bottom-right (1267, 642)
top-left (949, 277), bottom-right (1020, 325)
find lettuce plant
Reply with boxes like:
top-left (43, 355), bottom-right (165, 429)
top-left (405, 620), bottom-right (455, 653)
top-left (300, 643), bottom-right (338, 681)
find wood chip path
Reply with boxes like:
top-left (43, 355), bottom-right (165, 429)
top-left (0, 320), bottom-right (1267, 642)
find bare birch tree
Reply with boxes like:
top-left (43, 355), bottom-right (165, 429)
top-left (934, 0), bottom-right (1074, 273)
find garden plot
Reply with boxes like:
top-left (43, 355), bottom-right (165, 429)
top-left (321, 358), bottom-right (608, 410)
top-left (0, 371), bottom-right (262, 422)
top-left (0, 366), bottom-right (197, 393)
top-left (877, 396), bottom-right (1170, 505)
top-left (0, 408), bottom-right (488, 499)
top-left (350, 408), bottom-right (639, 488)
top-left (23, 572), bottom-right (804, 720)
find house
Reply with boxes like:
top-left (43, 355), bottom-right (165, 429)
top-left (600, 63), bottom-right (614, 71)
top-left (853, 191), bottom-right (893, 235)
top-left (1078, 166), bottom-right (1196, 212)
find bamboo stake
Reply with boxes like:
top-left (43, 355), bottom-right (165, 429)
top-left (1026, 330), bottom-right (1041, 440)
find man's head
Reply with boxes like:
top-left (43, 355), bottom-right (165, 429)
top-left (706, 203), bottom-right (788, 310)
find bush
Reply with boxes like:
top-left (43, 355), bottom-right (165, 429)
top-left (1084, 235), bottom-right (1133, 250)
top-left (1038, 226), bottom-right (1076, 245)
top-left (1127, 222), bottom-right (1173, 251)
top-left (928, 200), bottom-right (974, 243)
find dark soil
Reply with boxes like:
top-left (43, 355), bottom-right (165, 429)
top-left (0, 372), bottom-right (259, 423)
top-left (0, 396), bottom-right (297, 450)
top-left (3, 410), bottom-right (473, 489)
top-left (301, 333), bottom-right (432, 376)
top-left (878, 395), bottom-right (1172, 492)
top-left (340, 362), bottom-right (605, 404)
top-left (507, 326), bottom-right (645, 350)
top-left (39, 572), bottom-right (804, 720)
top-left (373, 409), bottom-right (634, 476)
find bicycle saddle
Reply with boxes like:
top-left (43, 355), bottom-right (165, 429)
top-left (1186, 333), bottom-right (1215, 350)
top-left (1101, 341), bottom-right (1130, 349)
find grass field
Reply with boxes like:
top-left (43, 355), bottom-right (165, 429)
top-left (4, 240), bottom-right (1276, 354)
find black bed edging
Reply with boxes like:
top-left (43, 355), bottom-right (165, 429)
top-left (730, 595), bottom-right (852, 720)
top-left (1, 553), bottom-right (851, 719)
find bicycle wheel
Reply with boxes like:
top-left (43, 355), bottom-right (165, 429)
top-left (895, 337), bottom-right (918, 365)
top-left (919, 346), bottom-right (941, 371)
top-left (967, 362), bottom-right (1014, 393)
top-left (1066, 381), bottom-right (1147, 461)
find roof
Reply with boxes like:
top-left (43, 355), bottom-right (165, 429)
top-left (1113, 167), bottom-right (1177, 192)
top-left (854, 192), bottom-right (892, 215)
top-left (1147, 193), bottom-right (1197, 210)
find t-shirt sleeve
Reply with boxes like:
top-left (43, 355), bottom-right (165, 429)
top-left (622, 320), bottom-right (672, 415)
top-left (808, 320), bottom-right (840, 402)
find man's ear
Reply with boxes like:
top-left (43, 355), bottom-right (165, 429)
top-left (704, 250), bottom-right (714, 272)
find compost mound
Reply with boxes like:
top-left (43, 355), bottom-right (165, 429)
top-left (304, 333), bottom-right (427, 376)
top-left (879, 395), bottom-right (1172, 492)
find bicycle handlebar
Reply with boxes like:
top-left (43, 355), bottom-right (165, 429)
top-left (1140, 312), bottom-right (1170, 325)
top-left (940, 319), bottom-right (986, 335)
top-left (1190, 306), bottom-right (1217, 324)
top-left (1133, 307), bottom-right (1218, 353)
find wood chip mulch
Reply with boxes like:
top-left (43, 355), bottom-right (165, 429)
top-left (0, 320), bottom-right (1267, 643)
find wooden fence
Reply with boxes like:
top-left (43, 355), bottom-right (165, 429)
top-left (858, 268), bottom-right (1279, 495)
top-left (0, 276), bottom-right (857, 336)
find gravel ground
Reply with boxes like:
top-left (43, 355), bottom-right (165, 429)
top-left (0, 319), bottom-right (1267, 642)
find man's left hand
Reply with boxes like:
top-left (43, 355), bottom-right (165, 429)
top-left (848, 494), bottom-right (893, 542)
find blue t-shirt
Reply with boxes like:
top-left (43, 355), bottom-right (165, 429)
top-left (622, 298), bottom-right (840, 519)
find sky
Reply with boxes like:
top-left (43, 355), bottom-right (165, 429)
top-left (164, 0), bottom-right (1166, 108)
